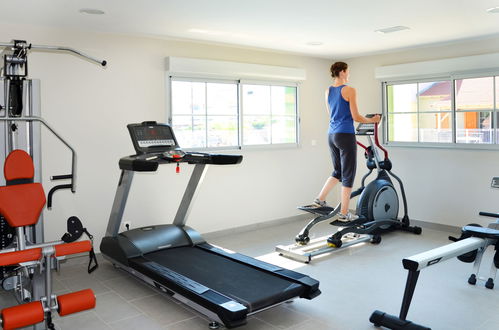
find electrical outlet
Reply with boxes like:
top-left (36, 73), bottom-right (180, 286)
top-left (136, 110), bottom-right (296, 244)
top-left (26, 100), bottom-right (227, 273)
top-left (124, 221), bottom-right (131, 230)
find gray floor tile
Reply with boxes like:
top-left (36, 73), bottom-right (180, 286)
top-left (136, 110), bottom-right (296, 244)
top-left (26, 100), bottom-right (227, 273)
top-left (237, 317), bottom-right (280, 330)
top-left (287, 318), bottom-right (338, 330)
top-left (53, 311), bottom-right (111, 330)
top-left (55, 263), bottom-right (89, 280)
top-left (52, 278), bottom-right (70, 295)
top-left (93, 291), bottom-right (142, 323)
top-left (102, 275), bottom-right (156, 301)
top-left (254, 304), bottom-right (310, 329)
top-left (91, 260), bottom-right (127, 281)
top-left (162, 316), bottom-right (214, 330)
top-left (60, 274), bottom-right (112, 296)
top-left (109, 313), bottom-right (165, 330)
top-left (132, 294), bottom-right (196, 325)
top-left (0, 292), bottom-right (18, 309)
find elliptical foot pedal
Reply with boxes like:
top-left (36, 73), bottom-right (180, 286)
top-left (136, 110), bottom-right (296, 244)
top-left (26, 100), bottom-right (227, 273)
top-left (330, 216), bottom-right (367, 227)
top-left (298, 205), bottom-right (335, 216)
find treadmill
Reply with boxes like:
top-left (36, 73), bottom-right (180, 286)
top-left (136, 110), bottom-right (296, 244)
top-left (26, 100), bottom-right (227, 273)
top-left (100, 121), bottom-right (321, 329)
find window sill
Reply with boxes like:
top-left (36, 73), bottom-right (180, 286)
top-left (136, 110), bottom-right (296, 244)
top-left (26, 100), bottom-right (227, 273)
top-left (384, 141), bottom-right (499, 151)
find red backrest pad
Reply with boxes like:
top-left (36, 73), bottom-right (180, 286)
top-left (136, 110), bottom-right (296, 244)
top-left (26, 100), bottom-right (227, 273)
top-left (0, 183), bottom-right (46, 227)
top-left (4, 149), bottom-right (34, 181)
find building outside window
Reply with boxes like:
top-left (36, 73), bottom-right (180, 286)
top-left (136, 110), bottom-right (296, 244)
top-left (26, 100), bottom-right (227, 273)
top-left (385, 76), bottom-right (498, 146)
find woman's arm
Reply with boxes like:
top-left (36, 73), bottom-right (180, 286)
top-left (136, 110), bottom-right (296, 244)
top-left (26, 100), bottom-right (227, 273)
top-left (324, 89), bottom-right (330, 115)
top-left (344, 87), bottom-right (380, 123)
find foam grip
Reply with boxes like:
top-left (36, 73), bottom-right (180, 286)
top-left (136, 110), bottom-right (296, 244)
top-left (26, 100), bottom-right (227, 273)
top-left (0, 248), bottom-right (42, 266)
top-left (1, 301), bottom-right (44, 330)
top-left (54, 240), bottom-right (92, 257)
top-left (57, 289), bottom-right (96, 316)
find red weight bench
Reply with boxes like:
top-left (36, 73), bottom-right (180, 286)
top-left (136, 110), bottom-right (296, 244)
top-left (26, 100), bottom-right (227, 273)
top-left (0, 150), bottom-right (96, 330)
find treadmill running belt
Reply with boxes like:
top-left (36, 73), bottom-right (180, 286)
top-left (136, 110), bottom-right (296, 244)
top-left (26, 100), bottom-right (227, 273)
top-left (141, 246), bottom-right (303, 312)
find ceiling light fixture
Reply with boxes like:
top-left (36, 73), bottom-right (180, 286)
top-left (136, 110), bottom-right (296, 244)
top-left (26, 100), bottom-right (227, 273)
top-left (79, 8), bottom-right (105, 15)
top-left (375, 26), bottom-right (410, 34)
top-left (486, 7), bottom-right (499, 13)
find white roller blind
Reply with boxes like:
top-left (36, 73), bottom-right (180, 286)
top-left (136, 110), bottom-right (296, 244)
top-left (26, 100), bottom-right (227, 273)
top-left (375, 52), bottom-right (499, 81)
top-left (166, 57), bottom-right (306, 82)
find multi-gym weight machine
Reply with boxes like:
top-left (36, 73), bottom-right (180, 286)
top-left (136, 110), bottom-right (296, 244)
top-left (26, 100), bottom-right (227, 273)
top-left (0, 40), bottom-right (106, 329)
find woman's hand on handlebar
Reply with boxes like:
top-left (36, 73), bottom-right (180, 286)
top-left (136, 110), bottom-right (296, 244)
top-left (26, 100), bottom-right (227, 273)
top-left (369, 114), bottom-right (381, 123)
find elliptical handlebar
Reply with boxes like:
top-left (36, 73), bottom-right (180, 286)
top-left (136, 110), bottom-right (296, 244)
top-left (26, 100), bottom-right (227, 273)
top-left (356, 141), bottom-right (368, 150)
top-left (373, 122), bottom-right (389, 161)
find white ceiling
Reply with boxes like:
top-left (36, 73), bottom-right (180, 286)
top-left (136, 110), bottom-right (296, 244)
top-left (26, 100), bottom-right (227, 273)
top-left (1, 0), bottom-right (499, 59)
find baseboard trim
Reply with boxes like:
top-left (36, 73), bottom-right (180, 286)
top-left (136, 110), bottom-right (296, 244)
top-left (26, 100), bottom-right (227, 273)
top-left (409, 219), bottom-right (461, 234)
top-left (202, 214), bottom-right (310, 240)
top-left (202, 215), bottom-right (462, 240)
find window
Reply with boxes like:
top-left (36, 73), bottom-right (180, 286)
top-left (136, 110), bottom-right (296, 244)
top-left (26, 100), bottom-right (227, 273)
top-left (171, 80), bottom-right (238, 148)
top-left (242, 85), bottom-right (297, 145)
top-left (385, 75), bottom-right (498, 146)
top-left (170, 78), bottom-right (298, 149)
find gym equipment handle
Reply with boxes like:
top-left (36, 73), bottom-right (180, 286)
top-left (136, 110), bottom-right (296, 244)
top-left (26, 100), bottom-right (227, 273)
top-left (47, 184), bottom-right (72, 209)
top-left (479, 211), bottom-right (499, 218)
top-left (0, 41), bottom-right (107, 67)
top-left (51, 174), bottom-right (73, 181)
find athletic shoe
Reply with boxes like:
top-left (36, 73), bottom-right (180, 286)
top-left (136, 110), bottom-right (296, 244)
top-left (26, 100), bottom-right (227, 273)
top-left (338, 212), bottom-right (359, 222)
top-left (312, 198), bottom-right (328, 208)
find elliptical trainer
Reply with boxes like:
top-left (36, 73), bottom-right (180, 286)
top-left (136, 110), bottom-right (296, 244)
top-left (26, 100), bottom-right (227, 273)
top-left (276, 114), bottom-right (421, 263)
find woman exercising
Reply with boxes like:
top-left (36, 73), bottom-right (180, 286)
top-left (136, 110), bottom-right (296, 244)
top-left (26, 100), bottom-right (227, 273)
top-left (312, 62), bottom-right (380, 222)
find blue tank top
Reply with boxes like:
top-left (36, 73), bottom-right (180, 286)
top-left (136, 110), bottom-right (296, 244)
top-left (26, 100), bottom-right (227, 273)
top-left (328, 85), bottom-right (355, 134)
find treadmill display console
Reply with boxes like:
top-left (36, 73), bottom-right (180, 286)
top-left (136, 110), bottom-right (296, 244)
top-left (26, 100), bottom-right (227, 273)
top-left (127, 122), bottom-right (179, 154)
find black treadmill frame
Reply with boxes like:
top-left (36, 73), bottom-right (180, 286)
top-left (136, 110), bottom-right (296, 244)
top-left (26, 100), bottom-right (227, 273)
top-left (100, 122), bottom-right (321, 328)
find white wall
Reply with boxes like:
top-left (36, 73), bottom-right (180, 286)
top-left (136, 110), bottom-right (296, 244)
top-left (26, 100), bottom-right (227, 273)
top-left (0, 23), bottom-right (335, 247)
top-left (345, 35), bottom-right (499, 228)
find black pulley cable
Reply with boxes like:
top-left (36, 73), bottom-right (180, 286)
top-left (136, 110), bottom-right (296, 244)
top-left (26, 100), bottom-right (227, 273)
top-left (61, 216), bottom-right (99, 273)
top-left (85, 228), bottom-right (99, 274)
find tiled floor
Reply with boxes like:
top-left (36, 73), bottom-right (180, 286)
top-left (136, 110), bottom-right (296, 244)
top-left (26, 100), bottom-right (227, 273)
top-left (1, 218), bottom-right (498, 329)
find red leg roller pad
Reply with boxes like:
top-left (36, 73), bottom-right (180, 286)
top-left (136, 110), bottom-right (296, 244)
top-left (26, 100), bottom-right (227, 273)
top-left (54, 240), bottom-right (92, 257)
top-left (0, 248), bottom-right (42, 267)
top-left (57, 289), bottom-right (96, 316)
top-left (1, 301), bottom-right (44, 330)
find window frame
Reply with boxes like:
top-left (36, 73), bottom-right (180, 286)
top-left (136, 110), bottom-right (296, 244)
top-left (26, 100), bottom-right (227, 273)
top-left (382, 70), bottom-right (499, 150)
top-left (167, 75), bottom-right (301, 151)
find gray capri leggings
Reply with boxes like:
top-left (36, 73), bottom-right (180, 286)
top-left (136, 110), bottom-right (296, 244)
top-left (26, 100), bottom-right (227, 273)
top-left (329, 133), bottom-right (357, 188)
